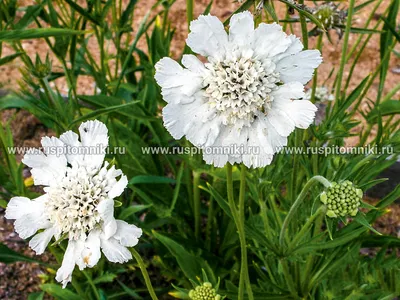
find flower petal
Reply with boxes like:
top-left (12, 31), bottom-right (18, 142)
top-left (272, 82), bottom-right (317, 129)
top-left (108, 174), bottom-right (128, 199)
top-left (114, 220), bottom-right (142, 247)
top-left (5, 196), bottom-right (34, 219)
top-left (56, 240), bottom-right (79, 288)
top-left (186, 14), bottom-right (228, 58)
top-left (79, 120), bottom-right (109, 169)
top-left (22, 137), bottom-right (68, 186)
top-left (97, 199), bottom-right (117, 239)
top-left (253, 23), bottom-right (291, 59)
top-left (276, 49), bottom-right (322, 84)
top-left (12, 195), bottom-right (50, 239)
top-left (59, 130), bottom-right (83, 165)
top-left (155, 57), bottom-right (204, 104)
top-left (81, 230), bottom-right (101, 268)
top-left (29, 227), bottom-right (56, 255)
top-left (100, 237), bottom-right (132, 263)
top-left (162, 94), bottom-right (213, 141)
top-left (229, 11), bottom-right (254, 47)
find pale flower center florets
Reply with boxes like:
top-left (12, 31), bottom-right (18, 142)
top-left (46, 165), bottom-right (110, 240)
top-left (203, 55), bottom-right (280, 126)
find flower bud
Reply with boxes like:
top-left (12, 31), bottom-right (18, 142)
top-left (320, 180), bottom-right (363, 218)
top-left (188, 282), bottom-right (223, 300)
top-left (31, 54), bottom-right (52, 79)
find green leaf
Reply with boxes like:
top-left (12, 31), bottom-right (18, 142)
top-left (129, 175), bottom-right (176, 185)
top-left (0, 28), bottom-right (85, 42)
top-left (78, 95), bottom-right (155, 121)
top-left (223, 0), bottom-right (254, 26)
top-left (360, 201), bottom-right (378, 210)
top-left (293, 227), bottom-right (367, 254)
top-left (334, 26), bottom-right (382, 34)
top-left (357, 178), bottom-right (388, 190)
top-left (331, 75), bottom-right (369, 119)
top-left (27, 292), bottom-right (44, 300)
top-left (117, 280), bottom-right (141, 299)
top-left (0, 52), bottom-right (22, 66)
top-left (40, 284), bottom-right (81, 300)
top-left (63, 0), bottom-right (101, 25)
top-left (93, 273), bottom-right (117, 284)
top-left (354, 213), bottom-right (382, 235)
top-left (0, 243), bottom-right (44, 264)
top-left (15, 4), bottom-right (44, 29)
top-left (0, 199), bottom-right (7, 208)
top-left (376, 184), bottom-right (400, 209)
top-left (279, 0), bottom-right (324, 30)
top-left (69, 101), bottom-right (140, 126)
top-left (367, 100), bottom-right (400, 122)
top-left (153, 231), bottom-right (209, 282)
top-left (118, 204), bottom-right (152, 220)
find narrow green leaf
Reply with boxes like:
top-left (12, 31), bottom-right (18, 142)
top-left (354, 213), bottom-right (382, 235)
top-left (40, 284), bottom-right (81, 300)
top-left (0, 243), bottom-right (44, 265)
top-left (93, 273), bottom-right (117, 284)
top-left (153, 231), bottom-right (206, 281)
top-left (367, 100), bottom-right (400, 122)
top-left (69, 101), bottom-right (140, 126)
top-left (118, 204), bottom-right (152, 220)
top-left (0, 28), bottom-right (85, 41)
top-left (27, 292), bottom-right (44, 300)
top-left (0, 52), bottom-right (22, 66)
top-left (129, 175), bottom-right (176, 185)
top-left (279, 0), bottom-right (324, 30)
top-left (63, 0), bottom-right (101, 25)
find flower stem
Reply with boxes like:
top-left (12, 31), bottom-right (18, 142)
top-left (310, 33), bottom-right (324, 102)
top-left (279, 176), bottom-right (331, 248)
top-left (82, 271), bottom-right (101, 300)
top-left (226, 164), bottom-right (253, 300)
top-left (298, 0), bottom-right (308, 49)
top-left (131, 248), bottom-right (158, 300)
top-left (193, 171), bottom-right (201, 240)
top-left (239, 165), bottom-right (253, 300)
top-left (288, 205), bottom-right (326, 251)
top-left (335, 0), bottom-right (355, 105)
top-left (186, 0), bottom-right (194, 30)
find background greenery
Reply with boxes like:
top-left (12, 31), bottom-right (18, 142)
top-left (0, 0), bottom-right (399, 299)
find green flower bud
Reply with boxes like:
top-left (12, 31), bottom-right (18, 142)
top-left (320, 180), bottom-right (363, 218)
top-left (31, 54), bottom-right (52, 79)
top-left (312, 3), bottom-right (347, 38)
top-left (188, 282), bottom-right (223, 300)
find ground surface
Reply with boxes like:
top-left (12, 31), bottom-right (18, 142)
top-left (0, 0), bottom-right (399, 299)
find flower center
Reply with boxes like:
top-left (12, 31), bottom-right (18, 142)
top-left (45, 165), bottom-right (109, 240)
top-left (203, 56), bottom-right (280, 126)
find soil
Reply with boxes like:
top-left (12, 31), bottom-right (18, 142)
top-left (0, 0), bottom-right (399, 299)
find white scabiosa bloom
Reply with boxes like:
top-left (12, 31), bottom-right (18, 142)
top-left (155, 11), bottom-right (322, 168)
top-left (5, 120), bottom-right (142, 288)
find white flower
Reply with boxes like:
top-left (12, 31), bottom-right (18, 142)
top-left (155, 11), bottom-right (322, 168)
top-left (5, 120), bottom-right (142, 288)
top-left (304, 86), bottom-right (335, 102)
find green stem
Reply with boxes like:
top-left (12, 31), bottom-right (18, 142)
top-left (298, 0), bottom-right (308, 49)
top-left (239, 165), bottom-right (253, 300)
top-left (280, 259), bottom-right (297, 298)
top-left (335, 0), bottom-right (355, 105)
top-left (226, 164), bottom-right (253, 300)
top-left (279, 176), bottom-right (331, 248)
top-left (193, 171), bottom-right (201, 240)
top-left (288, 205), bottom-right (326, 251)
top-left (131, 248), bottom-right (158, 300)
top-left (82, 271), bottom-right (101, 300)
top-left (186, 0), bottom-right (194, 30)
top-left (310, 34), bottom-right (323, 102)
